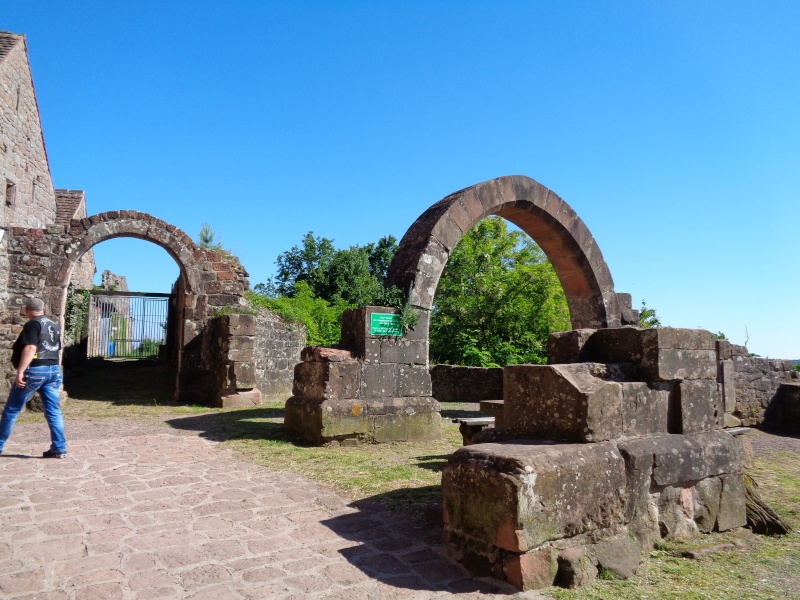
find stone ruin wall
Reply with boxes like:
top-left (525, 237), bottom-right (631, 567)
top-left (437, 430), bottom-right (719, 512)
top-left (0, 34), bottom-right (56, 230)
top-left (717, 339), bottom-right (799, 427)
top-left (253, 308), bottom-right (306, 403)
top-left (430, 338), bottom-right (798, 433)
top-left (430, 365), bottom-right (503, 403)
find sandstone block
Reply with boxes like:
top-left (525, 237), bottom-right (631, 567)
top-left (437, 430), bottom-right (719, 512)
top-left (443, 441), bottom-right (627, 552)
top-left (230, 361), bottom-right (256, 389)
top-left (299, 346), bottom-right (356, 362)
top-left (716, 473), bottom-right (747, 531)
top-left (380, 339), bottom-right (427, 365)
top-left (504, 547), bottom-right (557, 591)
top-left (546, 329), bottom-right (596, 364)
top-left (216, 388), bottom-right (262, 408)
top-left (620, 382), bottom-right (671, 437)
top-left (504, 363), bottom-right (623, 442)
top-left (224, 314), bottom-right (255, 336)
top-left (396, 365), bottom-right (432, 397)
top-left (291, 361), bottom-right (361, 400)
top-left (589, 537), bottom-right (641, 580)
top-left (284, 396), bottom-right (441, 444)
top-left (360, 364), bottom-right (397, 398)
top-left (720, 359), bottom-right (736, 413)
top-left (673, 380), bottom-right (721, 433)
top-left (555, 546), bottom-right (598, 589)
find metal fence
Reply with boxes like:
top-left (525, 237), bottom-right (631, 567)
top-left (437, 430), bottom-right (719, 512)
top-left (87, 291), bottom-right (172, 359)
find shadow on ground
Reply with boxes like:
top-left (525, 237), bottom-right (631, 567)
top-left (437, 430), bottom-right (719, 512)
top-left (164, 408), bottom-right (307, 444)
top-left (320, 494), bottom-right (515, 596)
top-left (64, 360), bottom-right (177, 405)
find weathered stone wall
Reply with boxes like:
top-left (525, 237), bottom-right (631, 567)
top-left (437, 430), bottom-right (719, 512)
top-left (205, 314), bottom-right (261, 408)
top-left (253, 307), bottom-right (305, 403)
top-left (716, 339), bottom-right (799, 427)
top-left (0, 213), bottom-right (251, 403)
top-left (430, 364), bottom-right (503, 403)
top-left (0, 34), bottom-right (56, 230)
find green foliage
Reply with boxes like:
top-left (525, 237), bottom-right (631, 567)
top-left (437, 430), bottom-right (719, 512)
top-left (64, 284), bottom-right (90, 345)
top-left (639, 299), bottom-right (661, 328)
top-left (198, 222), bottom-right (223, 251)
top-left (247, 282), bottom-right (350, 346)
top-left (266, 231), bottom-right (398, 306)
top-left (213, 305), bottom-right (257, 317)
top-left (793, 363), bottom-right (800, 373)
top-left (137, 338), bottom-right (162, 358)
top-left (714, 331), bottom-right (729, 340)
top-left (430, 217), bottom-right (570, 367)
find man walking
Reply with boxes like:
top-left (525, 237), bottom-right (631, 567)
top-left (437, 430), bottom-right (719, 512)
top-left (0, 297), bottom-right (67, 458)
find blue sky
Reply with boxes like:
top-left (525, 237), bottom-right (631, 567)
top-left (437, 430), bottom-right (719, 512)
top-left (4, 1), bottom-right (799, 358)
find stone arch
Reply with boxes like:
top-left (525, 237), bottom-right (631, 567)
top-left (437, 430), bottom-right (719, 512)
top-left (50, 210), bottom-right (202, 296)
top-left (386, 175), bottom-right (621, 330)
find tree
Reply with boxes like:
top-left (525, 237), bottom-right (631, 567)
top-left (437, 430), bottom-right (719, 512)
top-left (251, 232), bottom-right (400, 345)
top-left (269, 231), bottom-right (398, 305)
top-left (639, 300), bottom-right (661, 328)
top-left (430, 217), bottom-right (570, 366)
top-left (198, 222), bottom-right (223, 251)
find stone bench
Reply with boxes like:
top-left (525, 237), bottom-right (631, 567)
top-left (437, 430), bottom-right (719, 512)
top-left (479, 399), bottom-right (505, 428)
top-left (452, 417), bottom-right (495, 445)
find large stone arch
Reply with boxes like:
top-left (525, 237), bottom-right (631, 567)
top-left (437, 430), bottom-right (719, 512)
top-left (386, 175), bottom-right (622, 330)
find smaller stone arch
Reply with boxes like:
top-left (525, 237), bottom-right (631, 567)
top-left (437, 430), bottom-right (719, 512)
top-left (39, 210), bottom-right (250, 403)
top-left (386, 175), bottom-right (622, 330)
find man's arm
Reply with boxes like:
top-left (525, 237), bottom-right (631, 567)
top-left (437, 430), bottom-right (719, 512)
top-left (15, 345), bottom-right (37, 388)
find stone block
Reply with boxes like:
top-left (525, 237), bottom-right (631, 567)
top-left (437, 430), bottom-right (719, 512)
top-left (216, 388), bottom-right (262, 408)
top-left (228, 335), bottom-right (254, 350)
top-left (396, 365), bottom-right (433, 397)
top-left (589, 537), bottom-right (641, 580)
top-left (618, 431), bottom-right (742, 489)
top-left (640, 348), bottom-right (717, 382)
top-left (692, 476), bottom-right (722, 533)
top-left (291, 361), bottom-right (361, 400)
top-left (673, 380), bottom-right (721, 433)
top-left (555, 546), bottom-right (598, 589)
top-left (227, 317), bottom-right (256, 342)
top-left (620, 382), bottom-right (671, 438)
top-left (504, 547), bottom-right (558, 591)
top-left (720, 359), bottom-right (736, 413)
top-left (299, 346), bottom-right (356, 362)
top-left (230, 361), bottom-right (256, 389)
top-left (227, 346), bottom-right (254, 363)
top-left (360, 364), bottom-right (397, 398)
top-left (657, 485), bottom-right (699, 539)
top-left (582, 327), bottom-right (646, 364)
top-left (504, 364), bottom-right (623, 442)
top-left (716, 473), bottom-right (747, 531)
top-left (546, 329), bottom-right (596, 364)
top-left (284, 396), bottom-right (441, 444)
top-left (380, 339), bottom-right (427, 365)
top-left (432, 365), bottom-right (503, 403)
top-left (442, 441), bottom-right (627, 552)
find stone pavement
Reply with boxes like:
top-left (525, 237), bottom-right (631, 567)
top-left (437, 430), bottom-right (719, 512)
top-left (0, 419), bottom-right (544, 599)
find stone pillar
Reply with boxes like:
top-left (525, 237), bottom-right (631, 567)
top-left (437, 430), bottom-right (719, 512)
top-left (285, 306), bottom-right (441, 444)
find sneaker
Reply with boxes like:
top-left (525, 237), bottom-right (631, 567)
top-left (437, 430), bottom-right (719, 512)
top-left (42, 449), bottom-right (67, 459)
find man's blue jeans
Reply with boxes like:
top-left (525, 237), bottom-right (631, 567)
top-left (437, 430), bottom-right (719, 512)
top-left (0, 365), bottom-right (66, 454)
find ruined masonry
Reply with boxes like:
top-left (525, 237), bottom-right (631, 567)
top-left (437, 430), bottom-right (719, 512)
top-left (442, 326), bottom-right (748, 591)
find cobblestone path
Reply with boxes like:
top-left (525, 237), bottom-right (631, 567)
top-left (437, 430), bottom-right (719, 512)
top-left (0, 418), bottom-right (538, 600)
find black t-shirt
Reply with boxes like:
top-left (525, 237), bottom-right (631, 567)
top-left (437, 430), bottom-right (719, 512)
top-left (11, 318), bottom-right (60, 368)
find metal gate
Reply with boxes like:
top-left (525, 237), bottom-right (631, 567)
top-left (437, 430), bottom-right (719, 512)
top-left (87, 291), bottom-right (172, 359)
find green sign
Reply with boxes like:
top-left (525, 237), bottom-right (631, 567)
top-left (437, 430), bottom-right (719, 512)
top-left (370, 312), bottom-right (402, 336)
